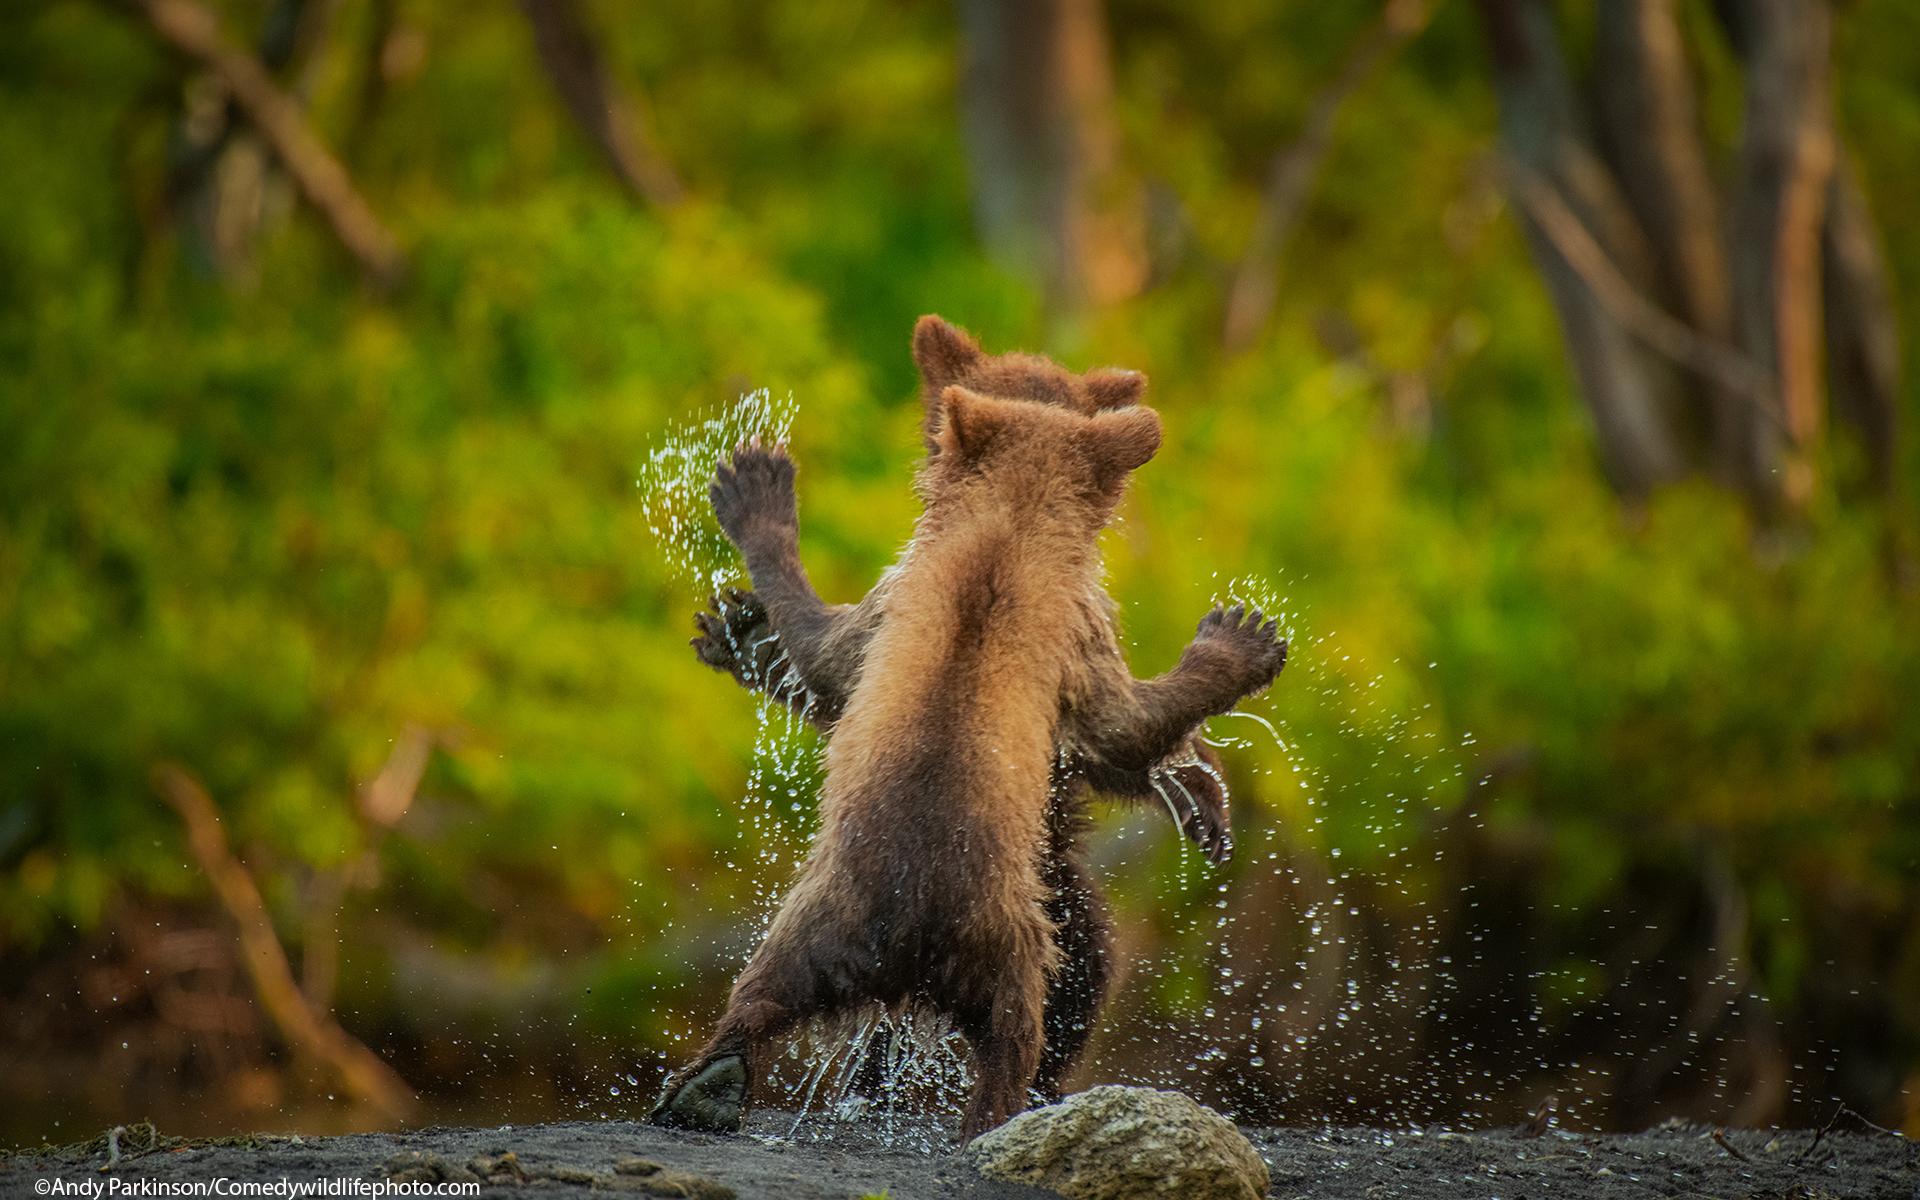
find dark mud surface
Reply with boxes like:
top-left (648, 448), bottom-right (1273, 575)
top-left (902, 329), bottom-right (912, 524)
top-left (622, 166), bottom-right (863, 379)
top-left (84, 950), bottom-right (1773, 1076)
top-left (4, 1115), bottom-right (1913, 1199)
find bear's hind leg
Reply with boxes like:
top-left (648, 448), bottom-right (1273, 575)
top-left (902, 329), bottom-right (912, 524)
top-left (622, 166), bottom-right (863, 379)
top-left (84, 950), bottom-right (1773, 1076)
top-left (1034, 851), bottom-right (1113, 1102)
top-left (847, 1021), bottom-right (894, 1100)
top-left (651, 924), bottom-right (834, 1132)
top-left (952, 920), bottom-right (1051, 1140)
top-left (957, 998), bottom-right (1045, 1140)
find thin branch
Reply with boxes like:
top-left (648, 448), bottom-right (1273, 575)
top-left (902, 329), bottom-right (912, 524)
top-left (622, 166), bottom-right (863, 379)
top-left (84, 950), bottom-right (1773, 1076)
top-left (1795, 1103), bottom-right (1845, 1164)
top-left (1504, 163), bottom-right (1779, 424)
top-left (361, 724), bottom-right (435, 827)
top-left (518, 0), bottom-right (684, 208)
top-left (155, 763), bottom-right (415, 1118)
top-left (306, 725), bottom-right (436, 1006)
top-left (125, 0), bottom-right (407, 287)
top-left (1223, 0), bottom-right (1434, 350)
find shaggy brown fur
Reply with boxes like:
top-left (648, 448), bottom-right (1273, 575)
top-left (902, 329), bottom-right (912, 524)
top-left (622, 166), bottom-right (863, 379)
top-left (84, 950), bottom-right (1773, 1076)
top-left (686, 318), bottom-right (1254, 1109)
top-left (655, 357), bottom-right (1284, 1139)
top-left (693, 316), bottom-right (1233, 857)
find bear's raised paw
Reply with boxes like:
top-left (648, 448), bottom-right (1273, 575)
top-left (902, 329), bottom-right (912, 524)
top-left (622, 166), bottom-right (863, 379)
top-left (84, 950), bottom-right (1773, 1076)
top-left (710, 442), bottom-right (798, 550)
top-left (1195, 603), bottom-right (1288, 692)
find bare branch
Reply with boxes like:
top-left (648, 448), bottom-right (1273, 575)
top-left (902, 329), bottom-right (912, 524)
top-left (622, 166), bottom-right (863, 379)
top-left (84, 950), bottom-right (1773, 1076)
top-left (125, 0), bottom-right (406, 287)
top-left (155, 763), bottom-right (415, 1118)
top-left (1504, 164), bottom-right (1776, 419)
top-left (361, 724), bottom-right (435, 828)
top-left (519, 0), bottom-right (684, 208)
top-left (1223, 0), bottom-right (1434, 350)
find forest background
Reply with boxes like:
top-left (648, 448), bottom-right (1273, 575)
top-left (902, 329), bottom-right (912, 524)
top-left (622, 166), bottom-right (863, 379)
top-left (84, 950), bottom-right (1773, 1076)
top-left (2, 0), bottom-right (1916, 1144)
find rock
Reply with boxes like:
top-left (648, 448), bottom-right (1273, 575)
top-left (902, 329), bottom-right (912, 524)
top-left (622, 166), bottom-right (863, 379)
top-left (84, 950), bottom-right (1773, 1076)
top-left (965, 1085), bottom-right (1269, 1200)
top-left (379, 1148), bottom-right (732, 1198)
top-left (467, 1151), bottom-right (530, 1182)
top-left (593, 1162), bottom-right (736, 1198)
top-left (378, 1151), bottom-right (479, 1185)
top-left (543, 1164), bottom-right (602, 1184)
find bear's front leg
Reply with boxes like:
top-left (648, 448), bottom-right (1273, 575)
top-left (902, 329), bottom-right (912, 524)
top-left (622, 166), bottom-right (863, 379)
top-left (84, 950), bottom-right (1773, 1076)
top-left (1078, 604), bottom-right (1286, 775)
top-left (691, 586), bottom-right (779, 688)
top-left (1183, 603), bottom-right (1289, 699)
top-left (1074, 738), bottom-right (1235, 863)
top-left (710, 442), bottom-right (801, 565)
top-left (707, 443), bottom-right (851, 698)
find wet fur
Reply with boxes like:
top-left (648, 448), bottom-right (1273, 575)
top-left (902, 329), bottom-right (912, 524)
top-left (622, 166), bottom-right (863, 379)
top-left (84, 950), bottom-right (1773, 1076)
top-left (660, 324), bottom-right (1285, 1139)
top-left (691, 317), bottom-right (1234, 855)
top-left (686, 321), bottom-right (1235, 1099)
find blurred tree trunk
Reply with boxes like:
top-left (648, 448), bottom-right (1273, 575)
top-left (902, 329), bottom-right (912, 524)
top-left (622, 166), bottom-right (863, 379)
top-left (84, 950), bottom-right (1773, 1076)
top-left (518, 0), bottom-right (683, 209)
top-left (1822, 160), bottom-right (1902, 497)
top-left (1478, 0), bottom-right (1898, 521)
top-left (164, 0), bottom-right (336, 283)
top-left (1718, 0), bottom-right (1900, 506)
top-left (1591, 0), bottom-right (1733, 469)
top-left (956, 0), bottom-right (1144, 312)
top-left (1479, 0), bottom-right (1685, 499)
top-left (1720, 0), bottom-right (1835, 514)
top-left (344, 0), bottom-right (396, 157)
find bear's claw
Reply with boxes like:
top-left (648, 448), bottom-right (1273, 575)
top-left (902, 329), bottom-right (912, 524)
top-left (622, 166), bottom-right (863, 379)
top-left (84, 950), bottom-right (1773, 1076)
top-left (1195, 603), bottom-right (1288, 691)
top-left (691, 588), bottom-right (774, 682)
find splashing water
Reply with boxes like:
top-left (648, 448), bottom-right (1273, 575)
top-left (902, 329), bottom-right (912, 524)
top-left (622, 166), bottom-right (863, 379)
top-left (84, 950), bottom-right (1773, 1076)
top-left (635, 390), bottom-right (980, 1141)
top-left (1090, 569), bottom-right (1497, 1127)
top-left (631, 399), bottom-right (1483, 1136)
top-left (638, 388), bottom-right (796, 597)
top-left (632, 400), bottom-right (1775, 1137)
top-left (637, 388), bottom-right (819, 918)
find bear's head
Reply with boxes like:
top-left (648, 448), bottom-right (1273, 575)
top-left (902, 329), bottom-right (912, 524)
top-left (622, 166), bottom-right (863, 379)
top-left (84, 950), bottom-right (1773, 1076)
top-left (918, 383), bottom-right (1161, 532)
top-left (911, 315), bottom-right (1146, 457)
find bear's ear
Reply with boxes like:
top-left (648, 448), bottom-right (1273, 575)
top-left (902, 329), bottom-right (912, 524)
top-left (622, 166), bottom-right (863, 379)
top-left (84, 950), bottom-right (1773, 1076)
top-left (1084, 369), bottom-right (1147, 410)
top-left (914, 315), bottom-right (984, 393)
top-left (934, 385), bottom-right (1012, 459)
top-left (1087, 405), bottom-right (1162, 474)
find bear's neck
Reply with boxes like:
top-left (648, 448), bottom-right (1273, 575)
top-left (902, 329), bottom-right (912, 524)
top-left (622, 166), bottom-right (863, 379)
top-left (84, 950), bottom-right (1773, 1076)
top-left (894, 510), bottom-right (1102, 625)
top-left (857, 512), bottom-right (1102, 731)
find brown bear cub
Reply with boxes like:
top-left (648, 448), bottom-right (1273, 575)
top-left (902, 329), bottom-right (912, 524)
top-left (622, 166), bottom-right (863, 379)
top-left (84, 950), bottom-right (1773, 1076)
top-left (687, 317), bottom-right (1241, 1107)
top-left (693, 316), bottom-right (1236, 860)
top-left (652, 356), bottom-right (1286, 1138)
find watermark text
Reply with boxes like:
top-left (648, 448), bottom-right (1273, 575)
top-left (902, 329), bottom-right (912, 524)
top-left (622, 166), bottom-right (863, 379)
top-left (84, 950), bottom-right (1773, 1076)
top-left (34, 1177), bottom-right (478, 1198)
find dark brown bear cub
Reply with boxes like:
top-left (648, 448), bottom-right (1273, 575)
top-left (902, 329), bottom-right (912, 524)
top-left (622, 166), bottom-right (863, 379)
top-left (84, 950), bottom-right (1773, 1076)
top-left (692, 315), bottom-right (1236, 863)
top-left (686, 316), bottom-right (1243, 1104)
top-left (652, 387), bottom-right (1285, 1138)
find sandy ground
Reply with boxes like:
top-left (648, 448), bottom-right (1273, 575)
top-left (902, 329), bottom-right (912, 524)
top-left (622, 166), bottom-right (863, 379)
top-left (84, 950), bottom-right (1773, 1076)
top-left (3, 1114), bottom-right (1913, 1199)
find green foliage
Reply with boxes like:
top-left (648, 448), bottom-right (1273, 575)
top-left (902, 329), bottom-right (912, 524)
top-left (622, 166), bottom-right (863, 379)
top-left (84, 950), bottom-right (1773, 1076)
top-left (1, 0), bottom-right (1916, 1128)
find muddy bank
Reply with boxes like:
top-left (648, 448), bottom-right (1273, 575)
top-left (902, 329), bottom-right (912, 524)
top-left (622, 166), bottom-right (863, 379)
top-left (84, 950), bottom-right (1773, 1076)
top-left (4, 1115), bottom-right (1912, 1199)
